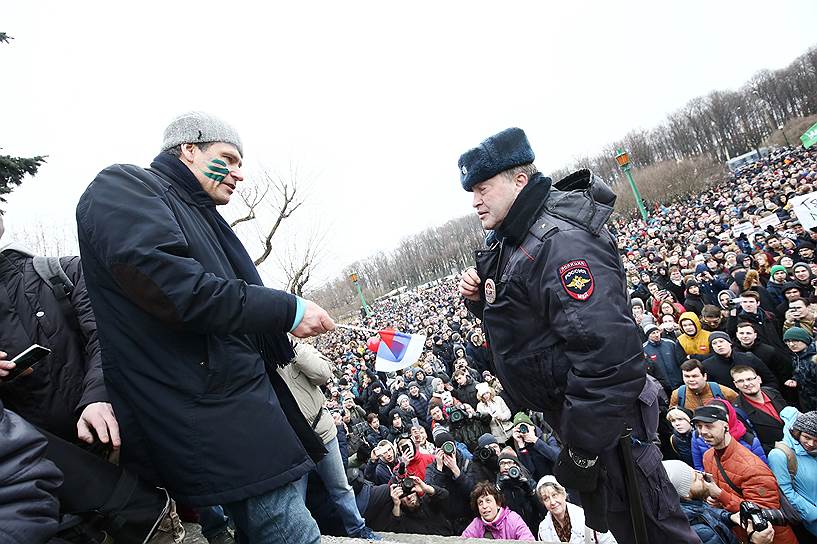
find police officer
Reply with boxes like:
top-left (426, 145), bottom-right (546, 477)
top-left (456, 128), bottom-right (699, 543)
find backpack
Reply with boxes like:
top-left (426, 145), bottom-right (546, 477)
top-left (677, 382), bottom-right (725, 408)
top-left (773, 441), bottom-right (798, 479)
top-left (32, 255), bottom-right (80, 331)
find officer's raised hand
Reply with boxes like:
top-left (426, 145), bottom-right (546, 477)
top-left (458, 267), bottom-right (481, 301)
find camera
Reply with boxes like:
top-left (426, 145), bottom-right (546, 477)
top-left (517, 423), bottom-right (529, 435)
top-left (394, 462), bottom-right (416, 497)
top-left (445, 406), bottom-right (467, 426)
top-left (441, 441), bottom-right (456, 455)
top-left (739, 501), bottom-right (787, 532)
top-left (506, 465), bottom-right (521, 479)
top-left (476, 446), bottom-right (495, 463)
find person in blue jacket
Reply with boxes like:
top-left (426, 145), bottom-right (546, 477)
top-left (768, 407), bottom-right (817, 537)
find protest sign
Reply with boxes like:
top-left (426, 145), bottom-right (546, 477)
top-left (791, 191), bottom-right (817, 230)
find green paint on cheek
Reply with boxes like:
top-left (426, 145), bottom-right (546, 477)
top-left (200, 158), bottom-right (229, 183)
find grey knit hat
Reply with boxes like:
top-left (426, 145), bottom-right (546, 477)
top-left (709, 331), bottom-right (732, 347)
top-left (662, 460), bottom-right (693, 498)
top-left (161, 111), bottom-right (243, 156)
top-left (792, 411), bottom-right (817, 437)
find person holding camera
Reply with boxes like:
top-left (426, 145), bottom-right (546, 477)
top-left (693, 405), bottom-right (798, 543)
top-left (375, 475), bottom-right (452, 535)
top-left (726, 291), bottom-right (787, 355)
top-left (662, 459), bottom-right (775, 544)
top-left (784, 327), bottom-right (817, 412)
top-left (496, 447), bottom-right (543, 534)
top-left (467, 433), bottom-right (502, 484)
top-left (510, 413), bottom-right (560, 481)
top-left (364, 440), bottom-right (396, 486)
top-left (451, 368), bottom-right (479, 410)
top-left (475, 382), bottom-right (514, 444)
top-left (423, 431), bottom-right (474, 533)
top-left (395, 434), bottom-right (435, 479)
top-left (782, 296), bottom-right (815, 337)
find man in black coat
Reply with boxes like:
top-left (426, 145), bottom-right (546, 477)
top-left (703, 331), bottom-right (779, 390)
top-left (76, 112), bottom-right (335, 541)
top-left (730, 366), bottom-right (788, 455)
top-left (457, 128), bottom-right (698, 543)
top-left (423, 432), bottom-right (475, 533)
top-left (0, 217), bottom-right (119, 451)
top-left (733, 321), bottom-right (793, 388)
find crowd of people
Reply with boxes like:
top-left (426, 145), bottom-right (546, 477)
top-left (2, 110), bottom-right (817, 544)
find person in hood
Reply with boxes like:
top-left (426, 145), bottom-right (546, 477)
top-left (768, 408), bottom-right (817, 538)
top-left (792, 262), bottom-right (815, 299)
top-left (690, 398), bottom-right (768, 470)
top-left (643, 323), bottom-right (685, 392)
top-left (684, 279), bottom-right (705, 317)
top-left (784, 327), bottom-right (817, 411)
top-left (678, 312), bottom-right (712, 358)
top-left (462, 481), bottom-right (534, 541)
top-left (766, 264), bottom-right (791, 308)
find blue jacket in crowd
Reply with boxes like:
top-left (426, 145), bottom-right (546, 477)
top-left (679, 500), bottom-right (740, 544)
top-left (691, 431), bottom-right (768, 471)
top-left (769, 406), bottom-right (817, 537)
top-left (643, 337), bottom-right (685, 390)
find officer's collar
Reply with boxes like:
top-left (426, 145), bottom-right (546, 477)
top-left (494, 173), bottom-right (551, 245)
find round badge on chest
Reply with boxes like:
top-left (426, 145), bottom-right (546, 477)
top-left (484, 278), bottom-right (496, 304)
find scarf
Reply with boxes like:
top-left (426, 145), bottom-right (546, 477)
top-left (494, 173), bottom-right (552, 245)
top-left (149, 152), bottom-right (296, 366)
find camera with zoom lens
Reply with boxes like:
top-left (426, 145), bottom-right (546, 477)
top-left (475, 446), bottom-right (496, 463)
top-left (517, 423), bottom-right (529, 435)
top-left (441, 441), bottom-right (456, 455)
top-left (506, 465), bottom-right (521, 479)
top-left (394, 461), bottom-right (416, 497)
top-left (446, 406), bottom-right (467, 426)
top-left (739, 501), bottom-right (787, 532)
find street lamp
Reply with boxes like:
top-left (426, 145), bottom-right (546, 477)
top-left (778, 124), bottom-right (791, 147)
top-left (615, 149), bottom-right (648, 221)
top-left (349, 272), bottom-right (371, 317)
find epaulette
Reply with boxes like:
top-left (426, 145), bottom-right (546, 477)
top-left (545, 169), bottom-right (616, 236)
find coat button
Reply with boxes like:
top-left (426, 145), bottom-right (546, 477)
top-left (36, 311), bottom-right (45, 318)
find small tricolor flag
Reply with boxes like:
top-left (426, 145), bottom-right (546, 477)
top-left (375, 329), bottom-right (426, 372)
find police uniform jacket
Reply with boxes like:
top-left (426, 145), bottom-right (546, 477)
top-left (467, 171), bottom-right (646, 456)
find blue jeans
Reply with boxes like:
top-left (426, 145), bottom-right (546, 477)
top-left (294, 436), bottom-right (366, 537)
top-left (196, 505), bottom-right (230, 539)
top-left (223, 482), bottom-right (320, 544)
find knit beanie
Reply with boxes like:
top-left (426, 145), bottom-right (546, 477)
top-left (662, 460), bottom-right (694, 498)
top-left (770, 264), bottom-right (787, 276)
top-left (784, 327), bottom-right (812, 345)
top-left (431, 377), bottom-right (443, 389)
top-left (396, 394), bottom-right (409, 405)
top-left (497, 446), bottom-right (518, 463)
top-left (407, 381), bottom-right (419, 390)
top-left (792, 411), bottom-right (817, 437)
top-left (431, 424), bottom-right (451, 440)
top-left (631, 298), bottom-right (645, 309)
top-left (709, 331), bottom-right (732, 347)
top-left (793, 262), bottom-right (810, 273)
top-left (643, 323), bottom-right (659, 336)
top-left (161, 111), bottom-right (243, 156)
top-left (477, 433), bottom-right (498, 449)
top-left (512, 412), bottom-right (533, 427)
top-left (666, 406), bottom-right (692, 423)
top-left (433, 431), bottom-right (456, 448)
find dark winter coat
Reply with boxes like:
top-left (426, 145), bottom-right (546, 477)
top-left (643, 337), bottom-right (685, 391)
top-left (466, 341), bottom-right (493, 375)
top-left (467, 172), bottom-right (645, 455)
top-left (702, 350), bottom-right (779, 391)
top-left (791, 342), bottom-right (817, 412)
top-left (679, 500), bottom-right (740, 544)
top-left (670, 429), bottom-right (694, 467)
top-left (76, 163), bottom-right (317, 506)
top-left (727, 309), bottom-right (786, 354)
top-left (423, 451), bottom-right (474, 533)
top-left (734, 340), bottom-right (794, 386)
top-left (0, 399), bottom-right (63, 544)
top-left (451, 376), bottom-right (479, 410)
top-left (0, 249), bottom-right (107, 443)
top-left (734, 387), bottom-right (787, 454)
top-left (363, 458), bottom-right (394, 486)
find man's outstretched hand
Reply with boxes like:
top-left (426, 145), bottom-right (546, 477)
top-left (291, 300), bottom-right (336, 338)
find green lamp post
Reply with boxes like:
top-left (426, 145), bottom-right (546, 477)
top-left (349, 272), bottom-right (371, 317)
top-left (615, 148), bottom-right (648, 222)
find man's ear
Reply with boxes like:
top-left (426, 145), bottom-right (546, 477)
top-left (514, 172), bottom-right (530, 190)
top-left (179, 143), bottom-right (197, 163)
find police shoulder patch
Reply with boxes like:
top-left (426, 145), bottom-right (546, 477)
top-left (559, 260), bottom-right (594, 301)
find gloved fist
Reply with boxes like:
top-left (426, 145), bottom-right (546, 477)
top-left (553, 447), bottom-right (600, 493)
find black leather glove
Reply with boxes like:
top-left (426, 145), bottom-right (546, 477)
top-left (553, 447), bottom-right (600, 493)
top-left (579, 470), bottom-right (609, 533)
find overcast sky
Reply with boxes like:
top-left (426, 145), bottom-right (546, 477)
top-left (3, 1), bottom-right (817, 288)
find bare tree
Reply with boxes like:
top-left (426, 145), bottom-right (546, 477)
top-left (277, 226), bottom-right (329, 297)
